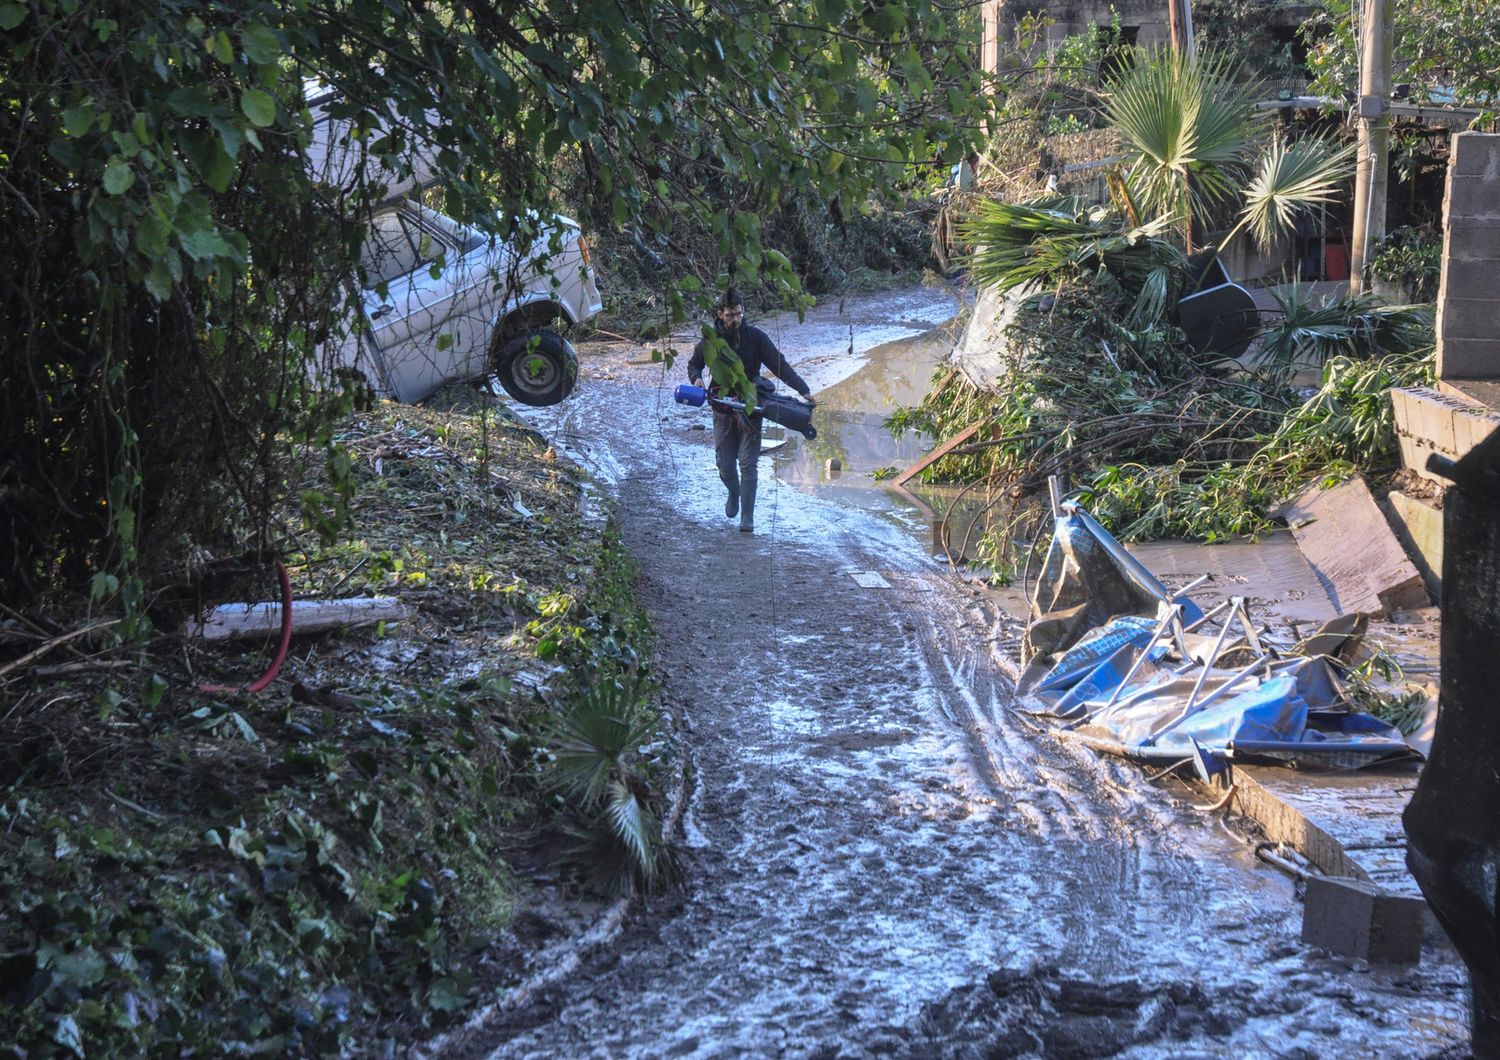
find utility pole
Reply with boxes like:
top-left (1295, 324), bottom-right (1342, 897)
top-left (1349, 0), bottom-right (1392, 294)
top-left (981, 1), bottom-right (1002, 82)
top-left (1167, 0), bottom-right (1196, 60)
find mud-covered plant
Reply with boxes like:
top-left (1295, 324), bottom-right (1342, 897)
top-left (960, 198), bottom-right (1188, 329)
top-left (1248, 345), bottom-right (1435, 481)
top-left (549, 679), bottom-right (674, 894)
top-left (1341, 651), bottom-right (1430, 735)
top-left (1078, 344), bottom-right (1435, 540)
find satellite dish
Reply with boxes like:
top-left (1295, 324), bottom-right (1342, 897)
top-left (1178, 282), bottom-right (1258, 360)
top-left (1177, 252), bottom-right (1257, 359)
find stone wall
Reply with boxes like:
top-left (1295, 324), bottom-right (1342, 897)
top-left (1436, 132), bottom-right (1500, 381)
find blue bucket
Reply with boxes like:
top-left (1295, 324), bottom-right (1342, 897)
top-left (674, 384), bottom-right (708, 406)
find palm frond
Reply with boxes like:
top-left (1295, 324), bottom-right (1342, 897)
top-left (1105, 49), bottom-right (1263, 231)
top-left (547, 679), bottom-right (657, 804)
top-left (1254, 283), bottom-right (1435, 380)
top-left (1240, 136), bottom-right (1356, 251)
top-left (606, 781), bottom-right (661, 882)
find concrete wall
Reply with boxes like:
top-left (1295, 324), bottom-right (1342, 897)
top-left (1002, 0), bottom-right (1169, 47)
top-left (997, 0), bottom-right (1311, 52)
top-left (1436, 132), bottom-right (1500, 382)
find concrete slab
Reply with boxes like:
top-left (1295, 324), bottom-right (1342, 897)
top-left (1278, 477), bottom-right (1429, 617)
top-left (1301, 875), bottom-right (1426, 964)
top-left (1386, 491), bottom-right (1444, 599)
top-left (1126, 530), bottom-right (1340, 625)
top-left (1233, 766), bottom-right (1424, 895)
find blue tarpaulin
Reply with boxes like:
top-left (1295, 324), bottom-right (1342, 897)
top-left (1023, 503), bottom-right (1417, 772)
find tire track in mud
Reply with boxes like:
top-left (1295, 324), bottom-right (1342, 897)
top-left (467, 348), bottom-right (1468, 1058)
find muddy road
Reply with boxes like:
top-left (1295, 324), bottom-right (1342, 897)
top-left (469, 288), bottom-right (1467, 1057)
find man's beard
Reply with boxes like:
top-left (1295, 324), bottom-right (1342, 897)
top-left (716, 319), bottom-right (740, 345)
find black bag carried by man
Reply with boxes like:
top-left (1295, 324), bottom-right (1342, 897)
top-left (673, 380), bottom-right (817, 439)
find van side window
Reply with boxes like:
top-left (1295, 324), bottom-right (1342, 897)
top-left (360, 210), bottom-right (441, 288)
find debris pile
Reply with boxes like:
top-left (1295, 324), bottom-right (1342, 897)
top-left (1019, 500), bottom-right (1419, 777)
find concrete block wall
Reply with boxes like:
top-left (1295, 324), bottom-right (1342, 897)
top-left (1436, 133), bottom-right (1500, 382)
top-left (1390, 386), bottom-right (1500, 484)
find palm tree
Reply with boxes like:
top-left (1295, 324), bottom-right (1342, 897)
top-left (1104, 48), bottom-right (1354, 260)
top-left (549, 678), bottom-right (675, 893)
top-left (1104, 49), bottom-right (1260, 252)
top-left (964, 49), bottom-right (1356, 299)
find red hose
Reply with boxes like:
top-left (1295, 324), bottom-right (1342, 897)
top-left (197, 559), bottom-right (293, 695)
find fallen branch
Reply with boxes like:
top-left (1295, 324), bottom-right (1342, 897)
top-left (0, 620), bottom-right (120, 680)
top-left (186, 596), bottom-right (406, 641)
top-left (891, 422), bottom-right (980, 486)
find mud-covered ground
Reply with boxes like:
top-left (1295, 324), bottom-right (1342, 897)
top-left (460, 288), bottom-right (1468, 1058)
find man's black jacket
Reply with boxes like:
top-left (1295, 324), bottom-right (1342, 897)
top-left (687, 322), bottom-right (810, 399)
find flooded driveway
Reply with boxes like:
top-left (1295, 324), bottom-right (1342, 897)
top-left (465, 287), bottom-right (1467, 1057)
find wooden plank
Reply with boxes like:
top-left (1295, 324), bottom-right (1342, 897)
top-left (890, 422), bottom-right (980, 487)
top-left (886, 481), bottom-right (935, 522)
top-left (186, 597), bottom-right (407, 641)
top-left (1278, 477), bottom-right (1428, 617)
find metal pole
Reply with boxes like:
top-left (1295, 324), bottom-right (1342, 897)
top-left (1349, 0), bottom-right (1392, 294)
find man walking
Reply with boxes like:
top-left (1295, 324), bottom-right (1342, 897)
top-left (687, 289), bottom-right (815, 534)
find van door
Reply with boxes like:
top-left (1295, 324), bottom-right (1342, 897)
top-left (359, 206), bottom-right (465, 403)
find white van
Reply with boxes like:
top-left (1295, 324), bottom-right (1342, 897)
top-left (308, 87), bottom-right (602, 406)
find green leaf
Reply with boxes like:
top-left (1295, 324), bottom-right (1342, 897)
top-left (50, 946), bottom-right (107, 988)
top-left (0, 4), bottom-right (27, 30)
top-left (428, 974), bottom-right (472, 1013)
top-left (178, 226), bottom-right (233, 262)
top-left (240, 23), bottom-right (281, 65)
top-left (63, 102), bottom-right (96, 137)
top-left (240, 88), bottom-right (276, 127)
top-left (203, 146), bottom-right (238, 192)
top-left (102, 158), bottom-right (134, 195)
top-left (167, 85), bottom-right (218, 118)
top-left (143, 673), bottom-right (168, 707)
top-left (144, 259), bottom-right (174, 299)
top-left (206, 30), bottom-right (233, 64)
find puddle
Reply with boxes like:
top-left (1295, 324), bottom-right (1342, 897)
top-left (766, 322), bottom-right (1043, 571)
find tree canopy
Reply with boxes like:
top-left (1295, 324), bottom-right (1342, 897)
top-left (1305, 0), bottom-right (1500, 118)
top-left (0, 0), bottom-right (993, 617)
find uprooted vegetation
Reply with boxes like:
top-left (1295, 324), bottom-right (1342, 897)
top-left (892, 282), bottom-right (1432, 567)
top-left (0, 393), bottom-right (673, 1055)
top-left (891, 46), bottom-right (1436, 575)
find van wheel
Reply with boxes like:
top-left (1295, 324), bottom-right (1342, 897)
top-left (493, 329), bottom-right (578, 407)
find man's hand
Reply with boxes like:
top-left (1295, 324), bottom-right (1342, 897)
top-left (797, 393), bottom-right (817, 407)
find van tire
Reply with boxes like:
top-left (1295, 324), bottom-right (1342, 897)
top-left (493, 328), bottom-right (578, 407)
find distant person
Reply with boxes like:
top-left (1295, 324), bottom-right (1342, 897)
top-left (686, 288), bottom-right (815, 534)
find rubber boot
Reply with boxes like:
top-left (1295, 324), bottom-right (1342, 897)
top-left (738, 490), bottom-right (755, 533)
top-left (725, 492), bottom-right (739, 519)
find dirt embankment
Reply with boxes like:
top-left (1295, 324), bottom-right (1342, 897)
top-left (0, 392), bottom-right (664, 1055)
